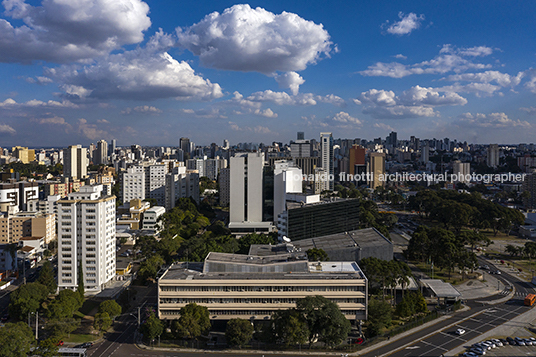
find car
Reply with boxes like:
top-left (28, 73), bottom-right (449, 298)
top-left (515, 337), bottom-right (526, 346)
top-left (481, 341), bottom-right (493, 349)
top-left (465, 352), bottom-right (479, 357)
top-left (81, 342), bottom-right (94, 348)
top-left (56, 340), bottom-right (64, 346)
top-left (495, 270), bottom-right (501, 275)
top-left (491, 339), bottom-right (503, 347)
top-left (470, 349), bottom-right (485, 355)
top-left (456, 328), bottom-right (466, 335)
top-left (524, 338), bottom-right (533, 346)
top-left (529, 337), bottom-right (536, 344)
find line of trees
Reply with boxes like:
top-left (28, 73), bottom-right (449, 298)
top-left (409, 190), bottom-right (524, 235)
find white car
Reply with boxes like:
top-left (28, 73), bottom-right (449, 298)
top-left (456, 328), bottom-right (466, 335)
top-left (491, 339), bottom-right (503, 347)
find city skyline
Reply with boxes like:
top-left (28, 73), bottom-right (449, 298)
top-left (1, 1), bottom-right (536, 147)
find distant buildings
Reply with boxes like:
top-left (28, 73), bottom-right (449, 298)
top-left (63, 145), bottom-right (88, 180)
top-left (452, 160), bottom-right (471, 184)
top-left (11, 146), bottom-right (35, 164)
top-left (164, 166), bottom-right (200, 210)
top-left (320, 132), bottom-right (334, 191)
top-left (57, 185), bottom-right (116, 294)
top-left (0, 181), bottom-right (39, 212)
top-left (368, 152), bottom-right (385, 189)
top-left (487, 144), bottom-right (500, 168)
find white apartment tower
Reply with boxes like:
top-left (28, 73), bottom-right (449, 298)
top-left (63, 145), bottom-right (88, 180)
top-left (58, 185), bottom-right (116, 294)
top-left (320, 132), bottom-right (334, 191)
top-left (164, 166), bottom-right (200, 210)
top-left (121, 166), bottom-right (145, 204)
top-left (452, 160), bottom-right (471, 183)
top-left (273, 161), bottom-right (302, 221)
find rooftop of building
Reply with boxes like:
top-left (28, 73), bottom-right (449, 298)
top-left (291, 227), bottom-right (392, 251)
top-left (286, 197), bottom-right (358, 210)
top-left (160, 256), bottom-right (367, 282)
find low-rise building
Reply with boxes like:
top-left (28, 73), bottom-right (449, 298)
top-left (158, 250), bottom-right (367, 322)
top-left (142, 206), bottom-right (166, 232)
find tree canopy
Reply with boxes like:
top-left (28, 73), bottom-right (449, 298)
top-left (225, 318), bottom-right (254, 348)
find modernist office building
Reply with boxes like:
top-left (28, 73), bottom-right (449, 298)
top-left (277, 198), bottom-right (360, 241)
top-left (158, 249), bottom-right (367, 322)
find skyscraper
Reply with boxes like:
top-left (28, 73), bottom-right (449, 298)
top-left (179, 137), bottom-right (190, 155)
top-left (369, 152), bottom-right (385, 189)
top-left (320, 132), bottom-right (333, 191)
top-left (95, 139), bottom-right (108, 165)
top-left (487, 144), bottom-right (500, 168)
top-left (110, 139), bottom-right (117, 156)
top-left (63, 145), bottom-right (88, 180)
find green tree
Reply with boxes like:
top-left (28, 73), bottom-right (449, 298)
top-left (94, 312), bottom-right (113, 332)
top-left (271, 308), bottom-right (309, 346)
top-left (172, 303), bottom-right (211, 339)
top-left (37, 261), bottom-right (57, 294)
top-left (36, 338), bottom-right (60, 357)
top-left (140, 312), bottom-right (164, 342)
top-left (138, 254), bottom-right (165, 283)
top-left (296, 295), bottom-right (351, 347)
top-left (307, 248), bottom-right (329, 261)
top-left (8, 282), bottom-right (49, 320)
top-left (0, 322), bottom-right (36, 357)
top-left (367, 298), bottom-right (392, 336)
top-left (225, 318), bottom-right (254, 348)
top-left (47, 289), bottom-right (83, 319)
top-left (98, 300), bottom-right (122, 319)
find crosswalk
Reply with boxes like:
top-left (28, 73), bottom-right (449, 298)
top-left (499, 290), bottom-right (532, 297)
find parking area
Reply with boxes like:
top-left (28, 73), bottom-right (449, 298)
top-left (468, 344), bottom-right (536, 356)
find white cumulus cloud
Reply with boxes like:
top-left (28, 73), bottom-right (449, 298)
top-left (384, 12), bottom-right (425, 35)
top-left (457, 112), bottom-right (531, 128)
top-left (48, 32), bottom-right (223, 101)
top-left (176, 4), bottom-right (333, 74)
top-left (360, 45), bottom-right (494, 78)
top-left (274, 72), bottom-right (305, 95)
top-left (0, 123), bottom-right (16, 134)
top-left (0, 0), bottom-right (151, 63)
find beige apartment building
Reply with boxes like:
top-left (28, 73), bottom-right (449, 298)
top-left (158, 250), bottom-right (367, 322)
top-left (0, 211), bottom-right (56, 244)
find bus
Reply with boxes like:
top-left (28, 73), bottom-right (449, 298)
top-left (57, 348), bottom-right (87, 357)
top-left (524, 294), bottom-right (536, 306)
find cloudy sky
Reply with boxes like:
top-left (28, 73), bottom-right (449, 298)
top-left (1, 0), bottom-right (536, 147)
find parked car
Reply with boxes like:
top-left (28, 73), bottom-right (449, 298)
top-left (56, 340), bottom-right (64, 346)
top-left (491, 339), bottom-right (503, 347)
top-left (470, 348), bottom-right (485, 355)
top-left (456, 328), bottom-right (466, 335)
top-left (81, 342), bottom-right (93, 348)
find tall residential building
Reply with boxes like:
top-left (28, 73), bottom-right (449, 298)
top-left (452, 160), bottom-right (471, 183)
top-left (297, 131), bottom-right (305, 140)
top-left (349, 145), bottom-right (366, 176)
top-left (95, 140), bottom-right (108, 165)
top-left (164, 166), bottom-right (200, 210)
top-left (110, 139), bottom-right (117, 156)
top-left (0, 181), bottom-right (39, 212)
top-left (320, 132), bottom-right (334, 191)
top-left (228, 152), bottom-right (273, 234)
top-left (487, 144), bottom-right (500, 168)
top-left (222, 139), bottom-right (230, 150)
top-left (63, 145), bottom-right (88, 180)
top-left (421, 144), bottom-right (430, 164)
top-left (368, 152), bottom-right (385, 189)
top-left (386, 131), bottom-right (398, 148)
top-left (121, 166), bottom-right (145, 204)
top-left (11, 146), bottom-right (35, 164)
top-left (57, 185), bottom-right (116, 293)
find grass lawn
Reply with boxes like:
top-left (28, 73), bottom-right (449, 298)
top-left (63, 334), bottom-right (98, 343)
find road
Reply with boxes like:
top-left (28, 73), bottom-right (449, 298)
top-left (358, 256), bottom-right (535, 357)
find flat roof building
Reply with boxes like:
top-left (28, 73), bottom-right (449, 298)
top-left (158, 250), bottom-right (367, 322)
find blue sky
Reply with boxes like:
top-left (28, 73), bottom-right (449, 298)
top-left (1, 0), bottom-right (536, 147)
